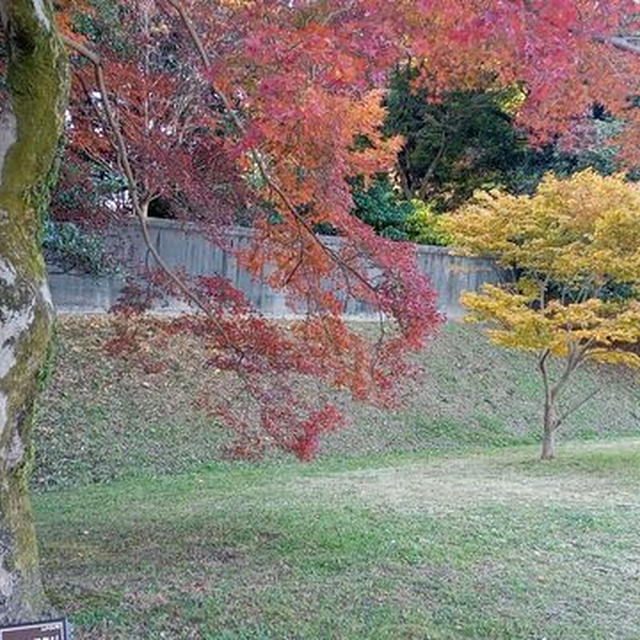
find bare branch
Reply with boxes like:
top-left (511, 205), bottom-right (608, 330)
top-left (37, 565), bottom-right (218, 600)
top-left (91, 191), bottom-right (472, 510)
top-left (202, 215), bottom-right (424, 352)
top-left (607, 35), bottom-right (640, 56)
top-left (538, 348), bottom-right (552, 403)
top-left (555, 387), bottom-right (602, 429)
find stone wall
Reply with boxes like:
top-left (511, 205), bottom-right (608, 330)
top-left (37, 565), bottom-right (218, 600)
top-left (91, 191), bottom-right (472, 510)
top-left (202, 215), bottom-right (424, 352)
top-left (47, 218), bottom-right (499, 320)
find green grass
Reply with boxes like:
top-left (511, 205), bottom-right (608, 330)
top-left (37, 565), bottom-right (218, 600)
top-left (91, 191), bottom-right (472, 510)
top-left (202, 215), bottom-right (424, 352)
top-left (35, 439), bottom-right (640, 639)
top-left (34, 318), bottom-right (640, 489)
top-left (33, 318), bottom-right (640, 637)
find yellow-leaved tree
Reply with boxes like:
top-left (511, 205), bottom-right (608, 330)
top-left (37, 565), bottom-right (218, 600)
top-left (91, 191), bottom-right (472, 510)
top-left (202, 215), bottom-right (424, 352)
top-left (444, 170), bottom-right (640, 459)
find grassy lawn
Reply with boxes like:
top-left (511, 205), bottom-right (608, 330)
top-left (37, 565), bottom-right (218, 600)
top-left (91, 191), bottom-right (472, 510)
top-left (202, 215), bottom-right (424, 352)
top-left (33, 318), bottom-right (640, 637)
top-left (35, 439), bottom-right (640, 639)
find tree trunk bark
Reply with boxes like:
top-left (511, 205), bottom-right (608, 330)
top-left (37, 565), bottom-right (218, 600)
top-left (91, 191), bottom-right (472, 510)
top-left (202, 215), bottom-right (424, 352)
top-left (541, 426), bottom-right (555, 460)
top-left (396, 149), bottom-right (414, 200)
top-left (541, 401), bottom-right (556, 460)
top-left (0, 0), bottom-right (67, 623)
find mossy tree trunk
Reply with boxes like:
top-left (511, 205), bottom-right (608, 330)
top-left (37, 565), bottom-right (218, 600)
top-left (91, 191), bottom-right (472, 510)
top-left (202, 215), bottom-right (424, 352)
top-left (0, 0), bottom-right (67, 623)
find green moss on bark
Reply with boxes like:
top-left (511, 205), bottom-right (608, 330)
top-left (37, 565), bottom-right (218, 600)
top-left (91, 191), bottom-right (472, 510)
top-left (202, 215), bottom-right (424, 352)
top-left (0, 0), bottom-right (68, 277)
top-left (0, 0), bottom-right (69, 622)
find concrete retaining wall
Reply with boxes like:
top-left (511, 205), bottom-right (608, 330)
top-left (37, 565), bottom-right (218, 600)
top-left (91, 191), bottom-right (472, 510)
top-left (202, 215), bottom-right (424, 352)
top-left (47, 218), bottom-right (499, 320)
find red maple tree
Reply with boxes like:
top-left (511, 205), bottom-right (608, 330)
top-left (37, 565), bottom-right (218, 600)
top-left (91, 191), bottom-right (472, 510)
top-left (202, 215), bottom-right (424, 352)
top-left (55, 0), bottom-right (640, 459)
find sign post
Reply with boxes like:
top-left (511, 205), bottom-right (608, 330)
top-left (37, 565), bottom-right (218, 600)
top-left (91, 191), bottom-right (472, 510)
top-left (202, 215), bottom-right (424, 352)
top-left (0, 619), bottom-right (67, 640)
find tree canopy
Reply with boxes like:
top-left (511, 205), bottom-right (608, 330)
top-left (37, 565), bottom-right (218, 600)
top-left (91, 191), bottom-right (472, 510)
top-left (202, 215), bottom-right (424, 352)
top-left (47, 0), bottom-right (640, 458)
top-left (445, 170), bottom-right (640, 458)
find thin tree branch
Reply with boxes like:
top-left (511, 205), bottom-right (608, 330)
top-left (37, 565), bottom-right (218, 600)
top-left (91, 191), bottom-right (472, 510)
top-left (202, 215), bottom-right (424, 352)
top-left (417, 128), bottom-right (446, 200)
top-left (538, 348), bottom-right (552, 404)
top-left (555, 387), bottom-right (602, 429)
top-left (607, 35), bottom-right (640, 56)
top-left (61, 33), bottom-right (245, 359)
top-left (162, 0), bottom-right (384, 304)
top-left (550, 343), bottom-right (580, 403)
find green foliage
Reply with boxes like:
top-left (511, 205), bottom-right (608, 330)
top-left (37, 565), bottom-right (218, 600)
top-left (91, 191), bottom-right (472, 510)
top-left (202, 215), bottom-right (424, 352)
top-left (350, 177), bottom-right (450, 245)
top-left (54, 160), bottom-right (127, 214)
top-left (382, 67), bottom-right (632, 214)
top-left (405, 199), bottom-right (451, 246)
top-left (384, 69), bottom-right (533, 209)
top-left (72, 0), bottom-right (132, 57)
top-left (43, 220), bottom-right (120, 278)
top-left (350, 176), bottom-right (413, 240)
top-left (503, 116), bottom-right (625, 194)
